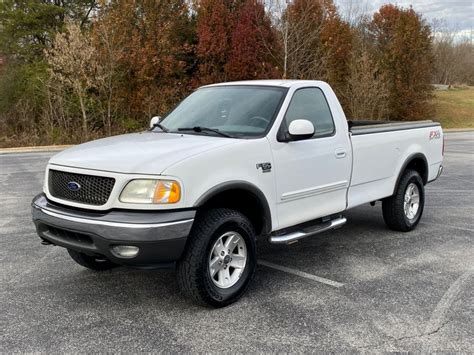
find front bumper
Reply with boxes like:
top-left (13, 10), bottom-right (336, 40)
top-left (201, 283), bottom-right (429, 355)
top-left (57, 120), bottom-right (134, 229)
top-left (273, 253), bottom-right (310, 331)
top-left (31, 194), bottom-right (195, 267)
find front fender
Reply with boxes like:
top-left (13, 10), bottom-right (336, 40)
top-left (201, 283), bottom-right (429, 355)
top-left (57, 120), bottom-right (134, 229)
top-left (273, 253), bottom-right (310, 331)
top-left (162, 138), bottom-right (278, 231)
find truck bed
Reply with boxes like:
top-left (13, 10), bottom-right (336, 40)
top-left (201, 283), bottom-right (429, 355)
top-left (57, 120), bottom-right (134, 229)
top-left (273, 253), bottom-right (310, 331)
top-left (347, 120), bottom-right (443, 209)
top-left (348, 120), bottom-right (440, 135)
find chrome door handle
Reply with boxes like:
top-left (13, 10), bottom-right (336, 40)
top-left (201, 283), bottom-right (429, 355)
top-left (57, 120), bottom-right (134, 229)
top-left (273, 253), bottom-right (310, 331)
top-left (335, 149), bottom-right (346, 158)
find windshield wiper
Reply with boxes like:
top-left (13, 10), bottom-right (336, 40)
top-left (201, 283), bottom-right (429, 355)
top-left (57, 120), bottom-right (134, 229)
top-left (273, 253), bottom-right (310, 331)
top-left (177, 126), bottom-right (234, 138)
top-left (150, 122), bottom-right (169, 132)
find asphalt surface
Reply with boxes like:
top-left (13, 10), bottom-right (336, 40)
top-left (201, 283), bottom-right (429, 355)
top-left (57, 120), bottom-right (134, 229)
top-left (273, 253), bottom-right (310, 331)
top-left (1, 132), bottom-right (473, 352)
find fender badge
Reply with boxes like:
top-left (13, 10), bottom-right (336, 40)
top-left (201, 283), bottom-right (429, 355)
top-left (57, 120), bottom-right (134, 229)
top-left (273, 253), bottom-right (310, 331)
top-left (256, 162), bottom-right (272, 173)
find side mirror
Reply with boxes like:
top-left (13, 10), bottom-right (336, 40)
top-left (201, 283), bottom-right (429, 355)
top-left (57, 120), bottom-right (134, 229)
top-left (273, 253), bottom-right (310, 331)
top-left (149, 116), bottom-right (162, 128)
top-left (288, 119), bottom-right (314, 141)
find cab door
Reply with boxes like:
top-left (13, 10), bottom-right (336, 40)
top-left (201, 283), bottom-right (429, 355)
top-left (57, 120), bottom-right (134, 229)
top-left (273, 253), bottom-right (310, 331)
top-left (270, 87), bottom-right (351, 229)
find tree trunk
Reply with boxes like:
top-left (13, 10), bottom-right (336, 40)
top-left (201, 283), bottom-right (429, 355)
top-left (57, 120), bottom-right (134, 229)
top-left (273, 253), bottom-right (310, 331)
top-left (283, 24), bottom-right (288, 79)
top-left (106, 95), bottom-right (112, 136)
top-left (78, 92), bottom-right (88, 141)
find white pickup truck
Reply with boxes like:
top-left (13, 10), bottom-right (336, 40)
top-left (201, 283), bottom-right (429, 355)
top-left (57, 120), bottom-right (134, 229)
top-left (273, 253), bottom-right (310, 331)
top-left (32, 80), bottom-right (444, 307)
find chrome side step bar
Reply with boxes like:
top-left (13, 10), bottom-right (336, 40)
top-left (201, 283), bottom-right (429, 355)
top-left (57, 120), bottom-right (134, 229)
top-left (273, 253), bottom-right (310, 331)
top-left (269, 216), bottom-right (347, 244)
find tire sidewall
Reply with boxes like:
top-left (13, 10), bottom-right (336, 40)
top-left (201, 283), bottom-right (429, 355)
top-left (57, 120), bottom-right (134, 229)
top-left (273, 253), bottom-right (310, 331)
top-left (201, 218), bottom-right (256, 305)
top-left (401, 173), bottom-right (425, 228)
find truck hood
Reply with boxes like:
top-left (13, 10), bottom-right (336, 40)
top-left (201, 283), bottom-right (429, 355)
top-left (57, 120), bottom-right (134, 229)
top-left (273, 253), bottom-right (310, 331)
top-left (49, 132), bottom-right (238, 175)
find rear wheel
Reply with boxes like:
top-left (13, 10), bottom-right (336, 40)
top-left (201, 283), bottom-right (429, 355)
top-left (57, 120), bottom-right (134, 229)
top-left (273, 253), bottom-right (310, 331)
top-left (177, 209), bottom-right (256, 307)
top-left (382, 169), bottom-right (425, 231)
top-left (67, 249), bottom-right (117, 271)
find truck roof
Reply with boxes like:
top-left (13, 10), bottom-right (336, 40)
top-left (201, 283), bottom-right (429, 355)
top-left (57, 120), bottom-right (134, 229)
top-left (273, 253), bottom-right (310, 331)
top-left (202, 79), bottom-right (327, 88)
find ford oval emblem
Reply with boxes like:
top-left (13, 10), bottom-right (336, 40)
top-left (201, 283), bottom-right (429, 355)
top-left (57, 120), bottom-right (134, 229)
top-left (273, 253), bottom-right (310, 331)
top-left (67, 181), bottom-right (81, 191)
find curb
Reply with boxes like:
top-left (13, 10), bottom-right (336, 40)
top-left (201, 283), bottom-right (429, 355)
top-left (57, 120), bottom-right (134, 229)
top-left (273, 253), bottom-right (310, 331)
top-left (0, 145), bottom-right (73, 155)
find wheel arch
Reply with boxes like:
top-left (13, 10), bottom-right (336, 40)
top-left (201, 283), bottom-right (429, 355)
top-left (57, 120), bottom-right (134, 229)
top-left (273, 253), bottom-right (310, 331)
top-left (393, 153), bottom-right (429, 194)
top-left (193, 181), bottom-right (272, 236)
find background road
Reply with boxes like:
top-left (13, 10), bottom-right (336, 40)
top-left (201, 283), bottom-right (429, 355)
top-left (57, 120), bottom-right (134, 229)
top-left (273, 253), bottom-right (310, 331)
top-left (1, 132), bottom-right (473, 352)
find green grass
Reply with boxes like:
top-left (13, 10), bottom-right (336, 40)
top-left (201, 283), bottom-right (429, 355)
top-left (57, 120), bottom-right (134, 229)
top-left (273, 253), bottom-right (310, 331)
top-left (432, 86), bottom-right (474, 129)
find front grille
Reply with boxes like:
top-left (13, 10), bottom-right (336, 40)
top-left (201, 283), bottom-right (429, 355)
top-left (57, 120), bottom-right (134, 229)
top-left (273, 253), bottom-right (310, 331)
top-left (48, 169), bottom-right (115, 206)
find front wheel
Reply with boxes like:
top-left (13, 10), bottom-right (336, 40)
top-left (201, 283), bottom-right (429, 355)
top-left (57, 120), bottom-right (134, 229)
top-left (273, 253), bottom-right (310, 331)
top-left (177, 209), bottom-right (257, 307)
top-left (382, 169), bottom-right (425, 232)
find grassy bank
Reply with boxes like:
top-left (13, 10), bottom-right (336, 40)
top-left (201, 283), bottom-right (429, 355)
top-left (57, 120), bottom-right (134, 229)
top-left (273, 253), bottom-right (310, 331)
top-left (433, 86), bottom-right (474, 129)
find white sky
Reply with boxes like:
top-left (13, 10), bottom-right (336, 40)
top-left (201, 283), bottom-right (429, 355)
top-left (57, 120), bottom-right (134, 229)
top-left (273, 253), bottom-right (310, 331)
top-left (334, 0), bottom-right (473, 40)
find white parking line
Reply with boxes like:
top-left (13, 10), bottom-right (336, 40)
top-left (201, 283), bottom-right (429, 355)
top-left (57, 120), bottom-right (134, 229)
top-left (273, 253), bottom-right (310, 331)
top-left (258, 260), bottom-right (344, 288)
top-left (420, 222), bottom-right (474, 233)
top-left (424, 269), bottom-right (473, 335)
top-left (425, 189), bottom-right (474, 193)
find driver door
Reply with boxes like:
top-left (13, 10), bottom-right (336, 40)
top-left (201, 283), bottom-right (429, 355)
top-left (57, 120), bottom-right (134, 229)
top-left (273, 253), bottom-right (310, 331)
top-left (271, 87), bottom-right (351, 229)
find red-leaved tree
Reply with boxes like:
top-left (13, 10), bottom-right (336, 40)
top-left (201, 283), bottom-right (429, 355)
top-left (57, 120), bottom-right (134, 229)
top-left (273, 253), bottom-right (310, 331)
top-left (96, 0), bottom-right (195, 122)
top-left (225, 0), bottom-right (280, 81)
top-left (195, 0), bottom-right (233, 85)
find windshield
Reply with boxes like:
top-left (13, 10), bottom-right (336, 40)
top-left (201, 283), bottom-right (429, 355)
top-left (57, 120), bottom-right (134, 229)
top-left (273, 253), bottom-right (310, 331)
top-left (160, 86), bottom-right (287, 138)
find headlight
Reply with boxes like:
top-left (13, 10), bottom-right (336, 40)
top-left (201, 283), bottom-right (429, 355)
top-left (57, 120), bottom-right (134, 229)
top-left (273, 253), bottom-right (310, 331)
top-left (119, 179), bottom-right (181, 204)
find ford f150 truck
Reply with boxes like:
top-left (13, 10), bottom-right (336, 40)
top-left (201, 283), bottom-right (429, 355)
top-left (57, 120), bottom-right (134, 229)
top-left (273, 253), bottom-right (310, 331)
top-left (32, 80), bottom-right (444, 307)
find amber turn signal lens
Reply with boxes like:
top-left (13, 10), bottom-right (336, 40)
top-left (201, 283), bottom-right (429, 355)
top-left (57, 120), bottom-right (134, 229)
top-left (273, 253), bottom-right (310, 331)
top-left (153, 180), bottom-right (181, 204)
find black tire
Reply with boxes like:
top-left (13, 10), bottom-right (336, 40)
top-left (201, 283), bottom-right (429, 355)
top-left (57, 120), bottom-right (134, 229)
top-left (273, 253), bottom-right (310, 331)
top-left (177, 209), bottom-right (257, 307)
top-left (382, 169), bottom-right (425, 232)
top-left (67, 249), bottom-right (117, 271)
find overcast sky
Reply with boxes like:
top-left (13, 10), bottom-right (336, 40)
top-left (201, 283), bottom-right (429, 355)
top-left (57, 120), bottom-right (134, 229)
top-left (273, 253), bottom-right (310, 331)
top-left (334, 0), bottom-right (473, 39)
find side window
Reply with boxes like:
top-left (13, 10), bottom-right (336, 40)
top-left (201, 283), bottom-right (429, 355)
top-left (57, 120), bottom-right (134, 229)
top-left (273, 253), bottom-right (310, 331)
top-left (284, 88), bottom-right (335, 138)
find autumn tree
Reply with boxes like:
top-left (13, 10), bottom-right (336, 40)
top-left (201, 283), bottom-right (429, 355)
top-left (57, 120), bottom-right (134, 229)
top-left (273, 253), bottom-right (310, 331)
top-left (370, 4), bottom-right (434, 121)
top-left (267, 0), bottom-right (351, 97)
top-left (91, 9), bottom-right (122, 136)
top-left (0, 0), bottom-right (455, 148)
top-left (195, 0), bottom-right (233, 84)
top-left (46, 21), bottom-right (101, 140)
top-left (342, 15), bottom-right (390, 120)
top-left (432, 20), bottom-right (474, 86)
top-left (281, 0), bottom-right (329, 79)
top-left (225, 0), bottom-right (280, 80)
top-left (91, 1), bottom-right (196, 122)
top-left (320, 2), bottom-right (352, 101)
top-left (0, 0), bottom-right (100, 145)
top-left (344, 50), bottom-right (390, 120)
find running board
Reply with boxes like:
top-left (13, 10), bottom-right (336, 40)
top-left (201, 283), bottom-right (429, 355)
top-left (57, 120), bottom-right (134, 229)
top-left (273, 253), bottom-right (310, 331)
top-left (269, 216), bottom-right (347, 244)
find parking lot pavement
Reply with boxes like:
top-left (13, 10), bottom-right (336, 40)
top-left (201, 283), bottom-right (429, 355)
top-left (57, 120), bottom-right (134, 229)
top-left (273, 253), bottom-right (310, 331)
top-left (1, 132), bottom-right (473, 352)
